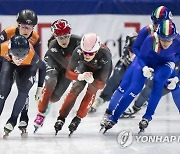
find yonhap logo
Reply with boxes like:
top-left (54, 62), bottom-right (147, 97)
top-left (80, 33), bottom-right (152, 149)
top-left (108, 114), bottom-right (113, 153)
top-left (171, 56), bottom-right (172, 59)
top-left (117, 130), bottom-right (133, 148)
top-left (116, 130), bottom-right (180, 148)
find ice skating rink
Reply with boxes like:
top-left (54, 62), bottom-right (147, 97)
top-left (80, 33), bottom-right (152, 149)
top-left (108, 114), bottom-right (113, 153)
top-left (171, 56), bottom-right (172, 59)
top-left (0, 83), bottom-right (180, 154)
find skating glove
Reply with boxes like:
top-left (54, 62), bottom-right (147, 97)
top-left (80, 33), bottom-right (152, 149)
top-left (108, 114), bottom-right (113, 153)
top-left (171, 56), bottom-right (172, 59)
top-left (142, 66), bottom-right (154, 78)
top-left (167, 77), bottom-right (179, 90)
top-left (77, 72), bottom-right (94, 83)
top-left (35, 87), bottom-right (43, 101)
top-left (85, 74), bottom-right (94, 84)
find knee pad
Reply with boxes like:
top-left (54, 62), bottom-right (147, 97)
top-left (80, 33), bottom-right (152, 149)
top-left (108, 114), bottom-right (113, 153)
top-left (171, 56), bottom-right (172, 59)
top-left (45, 77), bottom-right (57, 91)
top-left (50, 94), bottom-right (60, 103)
top-left (70, 84), bottom-right (84, 96)
top-left (87, 84), bottom-right (98, 94)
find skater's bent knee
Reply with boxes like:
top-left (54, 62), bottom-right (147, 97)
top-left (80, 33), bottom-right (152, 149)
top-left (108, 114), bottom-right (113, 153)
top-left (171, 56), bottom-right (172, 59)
top-left (45, 77), bottom-right (57, 90)
top-left (50, 95), bottom-right (60, 103)
top-left (70, 85), bottom-right (84, 95)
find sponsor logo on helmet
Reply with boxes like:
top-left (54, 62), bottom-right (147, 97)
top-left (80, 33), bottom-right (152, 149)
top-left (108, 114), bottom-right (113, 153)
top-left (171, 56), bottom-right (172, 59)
top-left (0, 35), bottom-right (4, 41)
top-left (26, 19), bottom-right (32, 24)
top-left (169, 11), bottom-right (173, 20)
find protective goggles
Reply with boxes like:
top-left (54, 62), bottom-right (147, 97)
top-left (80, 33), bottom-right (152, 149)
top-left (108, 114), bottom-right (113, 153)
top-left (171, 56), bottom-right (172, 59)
top-left (56, 34), bottom-right (71, 40)
top-left (159, 34), bottom-right (177, 41)
top-left (82, 50), bottom-right (97, 56)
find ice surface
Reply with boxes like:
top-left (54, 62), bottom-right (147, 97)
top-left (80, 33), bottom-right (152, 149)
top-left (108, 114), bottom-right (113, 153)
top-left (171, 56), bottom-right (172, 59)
top-left (0, 84), bottom-right (180, 154)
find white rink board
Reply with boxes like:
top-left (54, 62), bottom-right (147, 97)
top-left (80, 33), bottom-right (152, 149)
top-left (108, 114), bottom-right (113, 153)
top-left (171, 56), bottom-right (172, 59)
top-left (1, 14), bottom-right (180, 66)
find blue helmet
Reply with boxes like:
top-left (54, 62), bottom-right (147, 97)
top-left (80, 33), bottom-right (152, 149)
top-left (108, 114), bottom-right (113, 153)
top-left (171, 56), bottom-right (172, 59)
top-left (157, 20), bottom-right (178, 41)
top-left (151, 6), bottom-right (173, 24)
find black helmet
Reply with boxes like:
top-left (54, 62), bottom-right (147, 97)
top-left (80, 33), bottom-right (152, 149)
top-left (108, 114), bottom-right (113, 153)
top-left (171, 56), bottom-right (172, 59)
top-left (16, 9), bottom-right (38, 25)
top-left (125, 32), bottom-right (138, 48)
top-left (9, 35), bottom-right (30, 58)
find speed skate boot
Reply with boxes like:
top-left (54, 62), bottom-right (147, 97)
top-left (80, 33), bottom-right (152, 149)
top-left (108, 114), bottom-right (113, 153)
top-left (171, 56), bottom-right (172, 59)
top-left (18, 113), bottom-right (29, 137)
top-left (18, 121), bottom-right (28, 137)
top-left (100, 109), bottom-right (111, 131)
top-left (54, 116), bottom-right (65, 136)
top-left (138, 118), bottom-right (149, 134)
top-left (103, 119), bottom-right (116, 134)
top-left (120, 112), bottom-right (135, 119)
top-left (68, 116), bottom-right (81, 136)
top-left (3, 123), bottom-right (15, 139)
top-left (120, 107), bottom-right (137, 118)
top-left (121, 105), bottom-right (141, 118)
top-left (89, 97), bottom-right (105, 113)
top-left (89, 107), bottom-right (96, 113)
top-left (34, 113), bottom-right (46, 133)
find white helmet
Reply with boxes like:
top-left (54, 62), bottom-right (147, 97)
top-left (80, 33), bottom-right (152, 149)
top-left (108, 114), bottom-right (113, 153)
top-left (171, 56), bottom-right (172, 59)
top-left (80, 33), bottom-right (101, 53)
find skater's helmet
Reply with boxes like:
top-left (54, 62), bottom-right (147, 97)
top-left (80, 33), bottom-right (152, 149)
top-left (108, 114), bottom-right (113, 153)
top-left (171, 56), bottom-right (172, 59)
top-left (9, 35), bottom-right (30, 58)
top-left (51, 19), bottom-right (71, 36)
top-left (157, 20), bottom-right (178, 41)
top-left (151, 6), bottom-right (173, 24)
top-left (17, 9), bottom-right (38, 25)
top-left (80, 33), bottom-right (101, 53)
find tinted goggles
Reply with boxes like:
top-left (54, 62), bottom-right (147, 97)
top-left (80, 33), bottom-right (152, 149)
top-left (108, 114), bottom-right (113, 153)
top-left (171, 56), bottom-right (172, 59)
top-left (56, 34), bottom-right (71, 40)
top-left (82, 50), bottom-right (97, 56)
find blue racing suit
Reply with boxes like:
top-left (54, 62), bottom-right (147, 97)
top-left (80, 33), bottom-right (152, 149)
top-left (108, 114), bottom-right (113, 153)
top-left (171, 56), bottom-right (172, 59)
top-left (109, 33), bottom-right (180, 123)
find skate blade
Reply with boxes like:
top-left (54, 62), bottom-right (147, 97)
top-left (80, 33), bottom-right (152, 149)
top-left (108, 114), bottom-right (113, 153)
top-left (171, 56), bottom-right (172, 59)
top-left (138, 129), bottom-right (145, 135)
top-left (99, 126), bottom-right (104, 132)
top-left (68, 131), bottom-right (73, 137)
top-left (103, 129), bottom-right (108, 134)
top-left (88, 109), bottom-right (96, 113)
top-left (33, 125), bottom-right (39, 134)
top-left (3, 135), bottom-right (8, 139)
top-left (99, 126), bottom-right (108, 134)
top-left (3, 132), bottom-right (9, 139)
top-left (99, 124), bottom-right (105, 132)
top-left (55, 130), bottom-right (59, 136)
top-left (21, 132), bottom-right (28, 138)
top-left (120, 115), bottom-right (135, 119)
